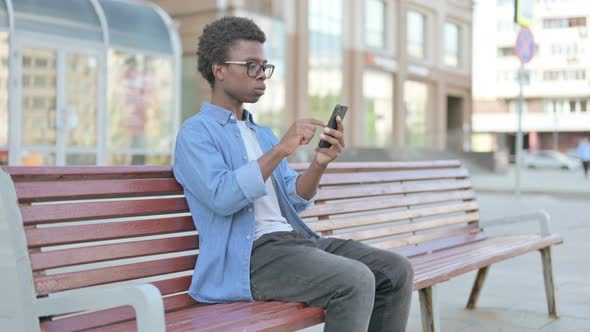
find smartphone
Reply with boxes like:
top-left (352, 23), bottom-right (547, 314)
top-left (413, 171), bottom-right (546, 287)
top-left (318, 104), bottom-right (348, 148)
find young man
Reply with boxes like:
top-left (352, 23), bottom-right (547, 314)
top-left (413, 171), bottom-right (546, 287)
top-left (173, 17), bottom-right (413, 332)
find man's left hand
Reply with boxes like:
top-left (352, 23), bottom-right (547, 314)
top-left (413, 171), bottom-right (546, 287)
top-left (313, 116), bottom-right (344, 167)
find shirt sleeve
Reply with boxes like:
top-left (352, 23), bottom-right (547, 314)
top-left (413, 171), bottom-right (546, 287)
top-left (282, 160), bottom-right (317, 213)
top-left (173, 123), bottom-right (267, 216)
top-left (264, 127), bottom-right (317, 212)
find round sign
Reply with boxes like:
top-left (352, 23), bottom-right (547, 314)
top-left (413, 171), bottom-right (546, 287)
top-left (516, 27), bottom-right (536, 64)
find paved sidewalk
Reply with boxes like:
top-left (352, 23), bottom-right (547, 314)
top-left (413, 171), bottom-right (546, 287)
top-left (471, 166), bottom-right (590, 197)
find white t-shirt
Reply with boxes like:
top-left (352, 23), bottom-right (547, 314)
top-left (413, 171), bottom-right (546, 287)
top-left (236, 121), bottom-right (293, 240)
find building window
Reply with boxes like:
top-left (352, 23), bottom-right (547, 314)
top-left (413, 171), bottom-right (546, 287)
top-left (543, 69), bottom-right (586, 81)
top-left (243, 14), bottom-right (287, 136)
top-left (242, 0), bottom-right (285, 18)
top-left (404, 81), bottom-right (429, 147)
top-left (309, 0), bottom-right (343, 132)
top-left (497, 46), bottom-right (516, 57)
top-left (365, 0), bottom-right (386, 49)
top-left (363, 70), bottom-right (393, 147)
top-left (543, 17), bottom-right (587, 29)
top-left (544, 99), bottom-right (589, 114)
top-left (407, 10), bottom-right (427, 60)
top-left (444, 22), bottom-right (461, 67)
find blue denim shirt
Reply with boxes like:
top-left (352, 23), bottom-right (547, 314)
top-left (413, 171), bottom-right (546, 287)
top-left (173, 102), bottom-right (319, 303)
top-left (578, 142), bottom-right (590, 161)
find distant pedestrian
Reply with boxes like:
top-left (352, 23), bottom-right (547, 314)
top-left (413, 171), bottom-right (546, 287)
top-left (577, 137), bottom-right (590, 178)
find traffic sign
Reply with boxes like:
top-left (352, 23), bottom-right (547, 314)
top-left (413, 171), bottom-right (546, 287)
top-left (515, 27), bottom-right (536, 64)
top-left (515, 0), bottom-right (535, 28)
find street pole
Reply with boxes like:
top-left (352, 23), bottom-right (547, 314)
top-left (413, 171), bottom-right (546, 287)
top-left (514, 64), bottom-right (525, 196)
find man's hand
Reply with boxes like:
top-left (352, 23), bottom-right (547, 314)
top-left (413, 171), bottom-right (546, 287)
top-left (313, 116), bottom-right (344, 167)
top-left (277, 118), bottom-right (325, 156)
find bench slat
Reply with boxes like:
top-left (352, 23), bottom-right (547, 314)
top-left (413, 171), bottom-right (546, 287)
top-left (411, 236), bottom-right (520, 268)
top-left (34, 255), bottom-right (197, 295)
top-left (42, 293), bottom-right (202, 332)
top-left (327, 212), bottom-right (480, 242)
top-left (215, 306), bottom-right (325, 332)
top-left (318, 168), bottom-right (468, 186)
top-left (315, 179), bottom-right (472, 201)
top-left (152, 275), bottom-right (193, 296)
top-left (15, 178), bottom-right (182, 202)
top-left (412, 234), bottom-right (563, 289)
top-left (26, 216), bottom-right (195, 247)
top-left (291, 160), bottom-right (462, 172)
top-left (397, 232), bottom-right (488, 258)
top-left (301, 189), bottom-right (476, 218)
top-left (30, 235), bottom-right (199, 271)
top-left (2, 166), bottom-right (172, 181)
top-left (21, 197), bottom-right (189, 225)
top-left (169, 302), bottom-right (307, 332)
top-left (372, 224), bottom-right (480, 251)
top-left (49, 301), bottom-right (309, 332)
top-left (308, 201), bottom-right (479, 232)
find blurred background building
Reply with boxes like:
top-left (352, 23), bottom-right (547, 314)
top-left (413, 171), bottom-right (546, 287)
top-left (0, 0), bottom-right (180, 166)
top-left (473, 0), bottom-right (590, 159)
top-left (1, 0), bottom-right (474, 166)
top-left (153, 0), bottom-right (474, 162)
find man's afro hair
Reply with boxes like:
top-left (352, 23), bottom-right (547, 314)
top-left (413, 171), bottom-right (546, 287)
top-left (197, 16), bottom-right (266, 87)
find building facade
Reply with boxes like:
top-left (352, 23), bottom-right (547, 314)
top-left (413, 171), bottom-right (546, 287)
top-left (473, 0), bottom-right (590, 156)
top-left (153, 0), bottom-right (474, 157)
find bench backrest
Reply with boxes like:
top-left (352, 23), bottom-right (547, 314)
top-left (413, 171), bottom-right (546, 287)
top-left (1, 160), bottom-right (481, 330)
top-left (292, 161), bottom-right (482, 257)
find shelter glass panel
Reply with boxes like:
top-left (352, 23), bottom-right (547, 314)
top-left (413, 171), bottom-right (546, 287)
top-left (107, 51), bottom-right (173, 165)
top-left (0, 0), bottom-right (8, 29)
top-left (0, 31), bottom-right (8, 165)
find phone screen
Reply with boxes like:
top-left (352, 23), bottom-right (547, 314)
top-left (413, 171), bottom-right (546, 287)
top-left (318, 104), bottom-right (348, 148)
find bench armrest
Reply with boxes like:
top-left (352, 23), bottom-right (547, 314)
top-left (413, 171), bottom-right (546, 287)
top-left (480, 210), bottom-right (552, 236)
top-left (33, 284), bottom-right (165, 332)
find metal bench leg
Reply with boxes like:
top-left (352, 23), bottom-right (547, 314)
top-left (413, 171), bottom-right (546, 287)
top-left (540, 247), bottom-right (559, 319)
top-left (419, 286), bottom-right (440, 332)
top-left (466, 266), bottom-right (490, 310)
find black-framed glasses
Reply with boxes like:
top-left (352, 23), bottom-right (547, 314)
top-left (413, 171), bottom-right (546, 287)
top-left (224, 61), bottom-right (275, 79)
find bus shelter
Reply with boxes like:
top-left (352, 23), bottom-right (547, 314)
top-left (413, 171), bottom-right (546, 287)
top-left (0, 0), bottom-right (181, 166)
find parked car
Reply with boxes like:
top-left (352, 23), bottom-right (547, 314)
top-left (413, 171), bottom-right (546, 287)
top-left (524, 150), bottom-right (581, 170)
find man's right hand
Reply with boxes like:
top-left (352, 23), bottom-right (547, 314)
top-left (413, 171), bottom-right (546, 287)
top-left (277, 119), bottom-right (325, 156)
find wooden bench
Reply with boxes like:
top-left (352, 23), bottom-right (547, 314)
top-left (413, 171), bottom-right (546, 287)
top-left (0, 160), bottom-right (562, 332)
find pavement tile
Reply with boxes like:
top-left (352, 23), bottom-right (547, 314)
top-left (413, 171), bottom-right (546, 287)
top-left (539, 316), bottom-right (590, 332)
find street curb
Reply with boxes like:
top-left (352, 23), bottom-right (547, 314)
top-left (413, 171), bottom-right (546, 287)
top-left (473, 187), bottom-right (590, 198)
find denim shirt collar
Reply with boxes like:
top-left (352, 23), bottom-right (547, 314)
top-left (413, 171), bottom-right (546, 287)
top-left (200, 102), bottom-right (256, 126)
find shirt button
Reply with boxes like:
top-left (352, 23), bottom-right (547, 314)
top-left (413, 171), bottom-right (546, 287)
top-left (246, 235), bottom-right (252, 240)
top-left (243, 155), bottom-right (247, 160)
top-left (235, 133), bottom-right (240, 138)
top-left (230, 115), bottom-right (235, 119)
top-left (248, 207), bottom-right (253, 213)
top-left (242, 261), bottom-right (247, 266)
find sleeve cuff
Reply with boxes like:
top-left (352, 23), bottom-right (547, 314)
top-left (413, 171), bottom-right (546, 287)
top-left (287, 173), bottom-right (317, 207)
top-left (235, 160), bottom-right (267, 202)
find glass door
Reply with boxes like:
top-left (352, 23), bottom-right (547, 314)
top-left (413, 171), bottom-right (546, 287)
top-left (16, 42), bottom-right (100, 166)
top-left (19, 47), bottom-right (58, 165)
